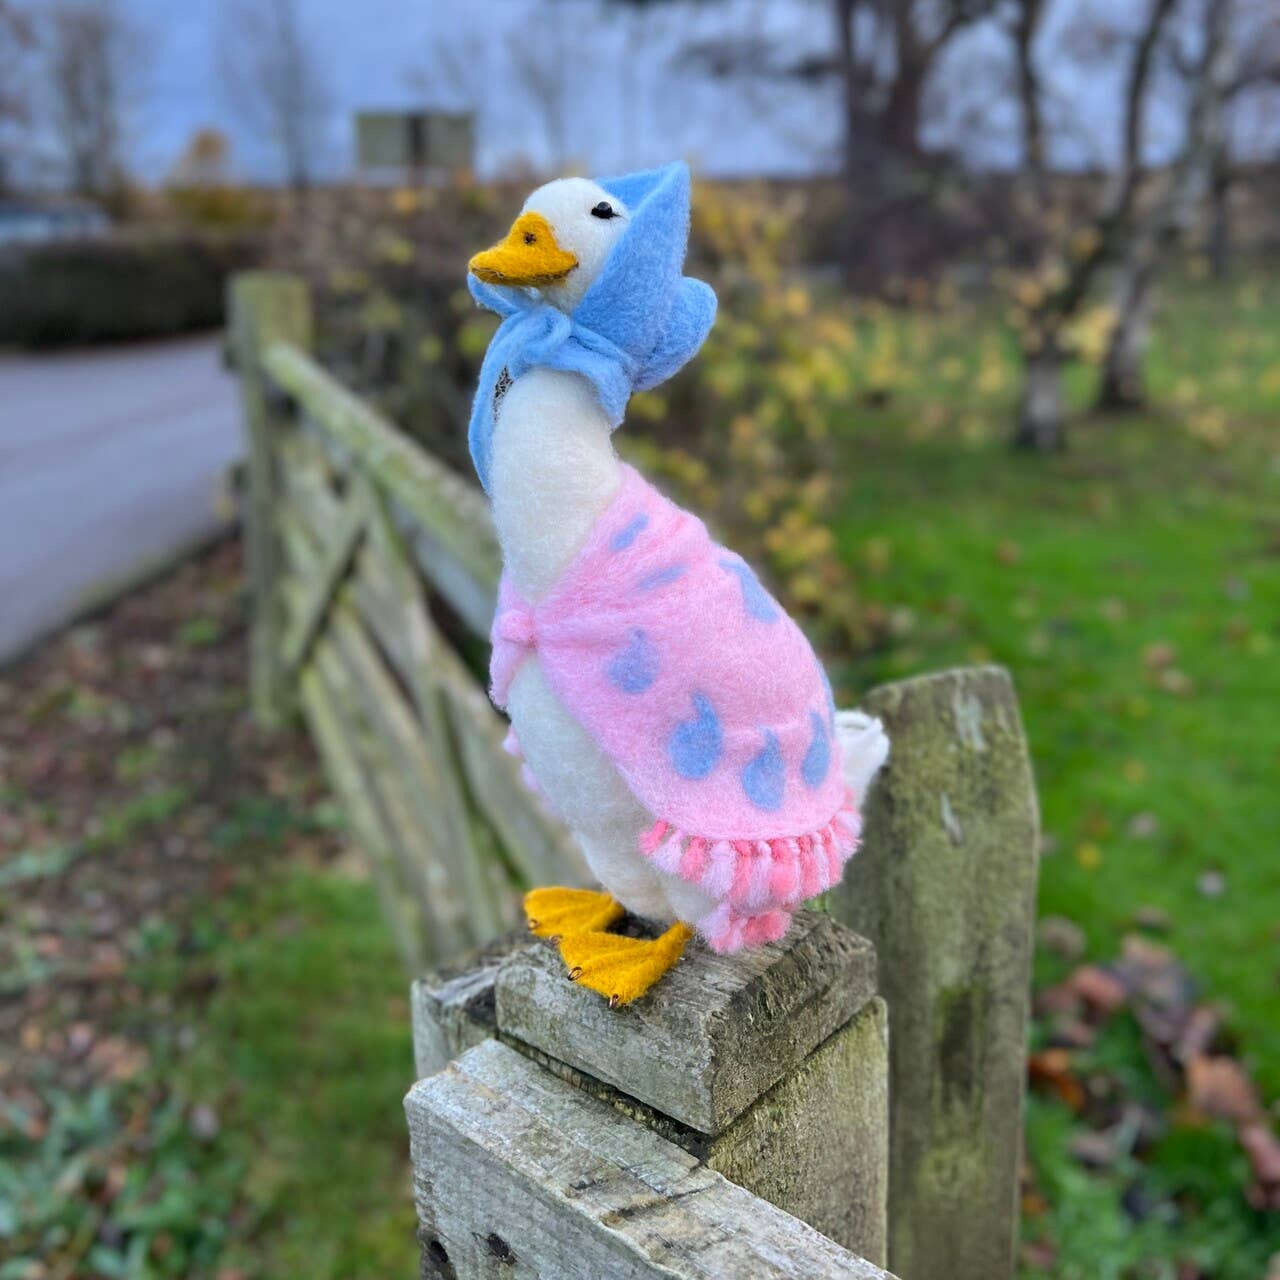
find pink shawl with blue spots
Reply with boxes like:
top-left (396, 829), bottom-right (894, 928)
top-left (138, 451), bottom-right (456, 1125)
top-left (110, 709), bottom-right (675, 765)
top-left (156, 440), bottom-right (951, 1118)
top-left (490, 465), bottom-right (860, 952)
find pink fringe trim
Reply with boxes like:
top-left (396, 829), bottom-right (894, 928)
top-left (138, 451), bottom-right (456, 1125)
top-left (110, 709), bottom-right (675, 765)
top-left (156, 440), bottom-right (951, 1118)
top-left (638, 790), bottom-right (863, 954)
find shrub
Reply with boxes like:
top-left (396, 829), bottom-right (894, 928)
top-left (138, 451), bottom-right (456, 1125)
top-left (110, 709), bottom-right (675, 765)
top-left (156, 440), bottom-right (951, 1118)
top-left (0, 230), bottom-right (266, 348)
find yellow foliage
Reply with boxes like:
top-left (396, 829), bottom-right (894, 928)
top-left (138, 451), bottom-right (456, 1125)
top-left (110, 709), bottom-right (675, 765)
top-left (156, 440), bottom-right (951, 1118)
top-left (391, 188), bottom-right (423, 216)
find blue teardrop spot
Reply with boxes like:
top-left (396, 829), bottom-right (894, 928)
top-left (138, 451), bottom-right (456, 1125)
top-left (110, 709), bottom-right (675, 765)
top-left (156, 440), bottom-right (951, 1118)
top-left (802, 711), bottom-right (831, 789)
top-left (607, 629), bottom-right (659, 694)
top-left (668, 693), bottom-right (723, 780)
top-left (610, 513), bottom-right (649, 552)
top-left (742, 730), bottom-right (785, 811)
top-left (720, 558), bottom-right (781, 623)
top-left (638, 563), bottom-right (687, 591)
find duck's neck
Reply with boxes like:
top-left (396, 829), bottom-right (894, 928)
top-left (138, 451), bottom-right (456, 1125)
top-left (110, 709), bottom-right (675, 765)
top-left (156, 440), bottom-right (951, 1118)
top-left (489, 366), bottom-right (622, 602)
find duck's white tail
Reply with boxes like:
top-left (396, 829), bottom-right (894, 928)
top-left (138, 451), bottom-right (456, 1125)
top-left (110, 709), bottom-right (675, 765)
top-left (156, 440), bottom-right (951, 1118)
top-left (836, 709), bottom-right (890, 806)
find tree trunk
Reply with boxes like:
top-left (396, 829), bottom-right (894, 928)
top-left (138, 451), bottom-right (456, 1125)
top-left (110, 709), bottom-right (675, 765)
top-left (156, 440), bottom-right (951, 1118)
top-left (882, 58), bottom-right (925, 159)
top-left (1208, 161), bottom-right (1232, 279)
top-left (1097, 258), bottom-right (1155, 411)
top-left (1014, 342), bottom-right (1066, 451)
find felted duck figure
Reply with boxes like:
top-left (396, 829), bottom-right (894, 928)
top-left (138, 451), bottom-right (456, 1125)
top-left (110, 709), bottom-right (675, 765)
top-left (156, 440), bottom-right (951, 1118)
top-left (468, 162), bottom-right (888, 1007)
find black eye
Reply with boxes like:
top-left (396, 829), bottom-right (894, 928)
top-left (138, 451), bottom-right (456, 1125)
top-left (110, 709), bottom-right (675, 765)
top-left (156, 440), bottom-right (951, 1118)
top-left (591, 201), bottom-right (616, 220)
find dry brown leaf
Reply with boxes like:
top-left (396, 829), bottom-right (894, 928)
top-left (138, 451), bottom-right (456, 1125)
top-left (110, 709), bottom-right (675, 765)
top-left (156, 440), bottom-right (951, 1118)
top-left (1028, 1048), bottom-right (1086, 1111)
top-left (1069, 964), bottom-right (1129, 1016)
top-left (1185, 1054), bottom-right (1262, 1124)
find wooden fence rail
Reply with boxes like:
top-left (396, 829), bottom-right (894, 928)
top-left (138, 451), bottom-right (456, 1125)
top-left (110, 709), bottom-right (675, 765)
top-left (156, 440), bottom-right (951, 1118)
top-left (229, 270), bottom-right (1040, 1280)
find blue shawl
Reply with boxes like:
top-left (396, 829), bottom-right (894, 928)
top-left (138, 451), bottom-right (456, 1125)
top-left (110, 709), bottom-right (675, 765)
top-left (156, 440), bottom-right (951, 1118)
top-left (466, 162), bottom-right (717, 493)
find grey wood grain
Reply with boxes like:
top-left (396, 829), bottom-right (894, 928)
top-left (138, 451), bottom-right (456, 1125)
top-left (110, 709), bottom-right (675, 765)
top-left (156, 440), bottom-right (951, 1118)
top-left (833, 666), bottom-right (1039, 1280)
top-left (495, 909), bottom-right (876, 1134)
top-left (405, 1039), bottom-right (896, 1280)
top-left (413, 940), bottom-right (888, 1261)
top-left (228, 272), bottom-right (313, 727)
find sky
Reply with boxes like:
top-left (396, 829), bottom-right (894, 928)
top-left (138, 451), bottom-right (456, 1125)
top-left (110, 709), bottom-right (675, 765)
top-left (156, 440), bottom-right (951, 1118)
top-left (25, 0), bottom-right (1275, 188)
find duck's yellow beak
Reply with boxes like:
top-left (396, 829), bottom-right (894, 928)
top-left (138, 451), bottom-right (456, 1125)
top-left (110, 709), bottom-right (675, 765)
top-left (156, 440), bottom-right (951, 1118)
top-left (468, 211), bottom-right (578, 287)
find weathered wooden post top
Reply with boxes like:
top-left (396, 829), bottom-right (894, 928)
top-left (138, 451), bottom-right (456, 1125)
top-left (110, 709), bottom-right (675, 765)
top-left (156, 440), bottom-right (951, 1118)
top-left (407, 909), bottom-right (894, 1279)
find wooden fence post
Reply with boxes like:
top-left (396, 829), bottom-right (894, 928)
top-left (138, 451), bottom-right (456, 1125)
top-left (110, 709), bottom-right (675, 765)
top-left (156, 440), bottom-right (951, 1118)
top-left (228, 272), bottom-right (314, 728)
top-left (832, 666), bottom-right (1039, 1280)
top-left (408, 910), bottom-right (893, 1276)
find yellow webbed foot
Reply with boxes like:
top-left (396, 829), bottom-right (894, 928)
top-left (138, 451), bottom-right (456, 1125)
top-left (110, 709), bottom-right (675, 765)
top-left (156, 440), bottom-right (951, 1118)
top-left (559, 922), bottom-right (694, 1007)
top-left (523, 887), bottom-right (624, 940)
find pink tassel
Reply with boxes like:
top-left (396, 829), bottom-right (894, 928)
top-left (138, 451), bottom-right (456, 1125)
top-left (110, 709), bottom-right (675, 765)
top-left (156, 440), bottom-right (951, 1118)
top-left (800, 840), bottom-right (824, 898)
top-left (730, 842), bottom-right (754, 905)
top-left (708, 908), bottom-right (747, 954)
top-left (770, 839), bottom-right (800, 902)
top-left (698, 901), bottom-right (734, 953)
top-left (652, 830), bottom-right (685, 876)
top-left (680, 837), bottom-right (710, 884)
top-left (743, 909), bottom-right (791, 948)
top-left (824, 834), bottom-right (843, 886)
top-left (745, 846), bottom-right (774, 909)
top-left (702, 841), bottom-right (737, 899)
top-left (639, 820), bottom-right (670, 856)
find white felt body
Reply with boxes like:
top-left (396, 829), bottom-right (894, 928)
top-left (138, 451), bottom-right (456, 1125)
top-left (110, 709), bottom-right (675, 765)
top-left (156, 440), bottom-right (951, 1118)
top-left (490, 360), bottom-right (888, 926)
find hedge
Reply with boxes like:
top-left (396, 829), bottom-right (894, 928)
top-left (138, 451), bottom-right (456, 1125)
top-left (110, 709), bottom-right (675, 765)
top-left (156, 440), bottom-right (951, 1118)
top-left (0, 230), bottom-right (266, 348)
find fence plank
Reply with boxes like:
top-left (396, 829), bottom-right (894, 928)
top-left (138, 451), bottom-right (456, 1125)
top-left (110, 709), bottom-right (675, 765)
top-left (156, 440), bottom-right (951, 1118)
top-left (406, 1039), bottom-right (896, 1280)
top-left (831, 666), bottom-right (1039, 1280)
top-left (279, 516), bottom-right (479, 953)
top-left (280, 496), bottom-right (367, 678)
top-left (297, 664), bottom-right (427, 971)
top-left (262, 342), bottom-right (500, 605)
top-left (228, 274), bottom-right (313, 726)
top-left (364, 483), bottom-right (508, 940)
top-left (310, 637), bottom-right (459, 962)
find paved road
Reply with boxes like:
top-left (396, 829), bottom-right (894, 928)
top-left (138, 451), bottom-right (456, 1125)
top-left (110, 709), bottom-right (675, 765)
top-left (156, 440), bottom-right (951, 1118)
top-left (0, 334), bottom-right (242, 665)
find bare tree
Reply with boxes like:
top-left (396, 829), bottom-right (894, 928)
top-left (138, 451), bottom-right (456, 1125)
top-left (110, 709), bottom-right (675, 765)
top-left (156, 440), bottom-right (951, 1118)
top-left (1098, 0), bottom-right (1237, 410)
top-left (218, 0), bottom-right (330, 192)
top-left (418, 23), bottom-right (485, 114)
top-left (1205, 0), bottom-right (1280, 274)
top-left (681, 0), bottom-right (998, 277)
top-left (44, 0), bottom-right (132, 196)
top-left (504, 20), bottom-right (570, 171)
top-left (1007, 0), bottom-right (1180, 451)
top-left (0, 1), bottom-right (35, 194)
top-left (683, 0), bottom-right (995, 173)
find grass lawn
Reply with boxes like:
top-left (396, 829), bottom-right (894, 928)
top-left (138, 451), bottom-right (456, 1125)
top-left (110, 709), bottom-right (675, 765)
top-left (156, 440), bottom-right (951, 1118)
top-left (176, 864), bottom-right (418, 1278)
top-left (829, 270), bottom-right (1280, 1098)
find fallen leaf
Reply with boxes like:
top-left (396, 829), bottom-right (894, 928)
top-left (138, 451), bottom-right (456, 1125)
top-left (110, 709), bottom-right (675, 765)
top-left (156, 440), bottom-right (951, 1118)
top-left (1069, 1129), bottom-right (1120, 1170)
top-left (1172, 1005), bottom-right (1222, 1065)
top-left (1029, 1048), bottom-right (1086, 1111)
top-left (1186, 1055), bottom-right (1262, 1124)
top-left (1038, 915), bottom-right (1086, 961)
top-left (1069, 965), bottom-right (1129, 1015)
top-left (1240, 1122), bottom-right (1280, 1186)
top-left (1047, 1017), bottom-right (1097, 1050)
top-left (1158, 668), bottom-right (1195, 696)
top-left (1127, 812), bottom-right (1159, 838)
top-left (1132, 904), bottom-right (1170, 932)
top-left (1075, 842), bottom-right (1103, 871)
top-left (1196, 870), bottom-right (1226, 898)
